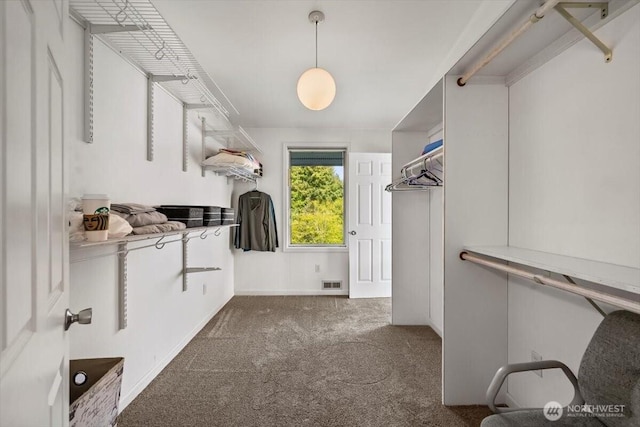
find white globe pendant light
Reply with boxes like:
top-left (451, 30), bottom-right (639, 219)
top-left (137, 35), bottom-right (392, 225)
top-left (297, 11), bottom-right (336, 111)
top-left (297, 67), bottom-right (336, 111)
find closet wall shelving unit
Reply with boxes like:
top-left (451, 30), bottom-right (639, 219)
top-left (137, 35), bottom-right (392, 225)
top-left (68, 0), bottom-right (261, 330)
top-left (403, 0), bottom-right (639, 406)
top-left (69, 0), bottom-right (261, 176)
top-left (70, 224), bottom-right (238, 330)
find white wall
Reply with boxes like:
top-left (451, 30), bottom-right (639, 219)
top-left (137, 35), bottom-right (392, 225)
top-left (390, 131), bottom-right (430, 325)
top-left (391, 75), bottom-right (445, 329)
top-left (506, 5), bottom-right (640, 408)
top-left (429, 188), bottom-right (443, 335)
top-left (428, 128), bottom-right (444, 335)
top-left (443, 77), bottom-right (509, 405)
top-left (67, 24), bottom-right (235, 409)
top-left (233, 128), bottom-right (391, 295)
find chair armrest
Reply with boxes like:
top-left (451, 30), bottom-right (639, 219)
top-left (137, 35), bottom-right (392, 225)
top-left (486, 360), bottom-right (584, 414)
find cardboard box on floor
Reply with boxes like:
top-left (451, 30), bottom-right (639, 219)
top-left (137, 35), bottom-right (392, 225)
top-left (70, 357), bottom-right (124, 427)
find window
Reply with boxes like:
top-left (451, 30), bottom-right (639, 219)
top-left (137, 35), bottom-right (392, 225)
top-left (285, 148), bottom-right (346, 250)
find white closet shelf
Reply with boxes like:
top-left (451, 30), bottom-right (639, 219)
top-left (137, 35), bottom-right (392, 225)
top-left (463, 245), bottom-right (640, 295)
top-left (386, 143), bottom-right (443, 192)
top-left (71, 224), bottom-right (238, 250)
top-left (402, 144), bottom-right (443, 174)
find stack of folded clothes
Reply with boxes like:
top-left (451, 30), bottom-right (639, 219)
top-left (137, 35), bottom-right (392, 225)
top-left (202, 148), bottom-right (263, 177)
top-left (111, 203), bottom-right (186, 235)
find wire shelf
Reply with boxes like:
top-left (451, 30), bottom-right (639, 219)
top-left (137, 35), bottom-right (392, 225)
top-left (70, 0), bottom-right (235, 119)
top-left (71, 223), bottom-right (238, 250)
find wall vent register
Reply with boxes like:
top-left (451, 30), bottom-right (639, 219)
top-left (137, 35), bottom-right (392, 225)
top-left (323, 281), bottom-right (343, 290)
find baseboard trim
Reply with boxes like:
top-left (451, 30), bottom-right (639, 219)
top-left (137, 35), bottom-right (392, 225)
top-left (234, 289), bottom-right (349, 296)
top-left (430, 323), bottom-right (443, 338)
top-left (118, 292), bottom-right (234, 411)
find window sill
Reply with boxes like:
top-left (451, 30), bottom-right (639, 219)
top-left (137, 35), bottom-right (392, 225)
top-left (283, 245), bottom-right (348, 254)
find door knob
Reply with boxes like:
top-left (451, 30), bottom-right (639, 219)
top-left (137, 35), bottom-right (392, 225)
top-left (65, 308), bottom-right (92, 331)
top-left (349, 230), bottom-right (357, 236)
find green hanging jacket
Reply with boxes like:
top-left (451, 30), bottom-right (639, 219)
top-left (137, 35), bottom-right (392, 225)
top-left (234, 191), bottom-right (278, 252)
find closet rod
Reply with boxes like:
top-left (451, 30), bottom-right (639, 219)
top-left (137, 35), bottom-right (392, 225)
top-left (459, 251), bottom-right (640, 315)
top-left (457, 0), bottom-right (561, 86)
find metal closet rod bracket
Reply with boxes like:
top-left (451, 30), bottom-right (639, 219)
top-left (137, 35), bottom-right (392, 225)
top-left (554, 2), bottom-right (612, 62)
top-left (562, 274), bottom-right (607, 317)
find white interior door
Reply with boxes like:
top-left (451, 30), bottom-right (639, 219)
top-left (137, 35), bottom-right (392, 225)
top-left (1, 1), bottom-right (71, 425)
top-left (348, 153), bottom-right (392, 298)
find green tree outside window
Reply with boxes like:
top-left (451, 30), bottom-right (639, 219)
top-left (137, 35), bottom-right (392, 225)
top-left (290, 165), bottom-right (344, 245)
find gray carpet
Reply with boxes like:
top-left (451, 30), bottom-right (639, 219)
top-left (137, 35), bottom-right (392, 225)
top-left (118, 296), bottom-right (491, 426)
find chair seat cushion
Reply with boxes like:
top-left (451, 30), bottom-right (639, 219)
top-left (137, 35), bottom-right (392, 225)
top-left (578, 310), bottom-right (640, 427)
top-left (481, 410), bottom-right (606, 427)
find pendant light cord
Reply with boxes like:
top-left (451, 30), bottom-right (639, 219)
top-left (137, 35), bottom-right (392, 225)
top-left (315, 20), bottom-right (318, 68)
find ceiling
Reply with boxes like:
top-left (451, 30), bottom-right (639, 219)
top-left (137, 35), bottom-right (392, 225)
top-left (151, 0), bottom-right (509, 130)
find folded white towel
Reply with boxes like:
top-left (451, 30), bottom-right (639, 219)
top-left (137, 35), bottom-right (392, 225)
top-left (109, 213), bottom-right (133, 238)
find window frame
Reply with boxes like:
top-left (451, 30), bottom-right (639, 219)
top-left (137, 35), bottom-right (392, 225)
top-left (283, 142), bottom-right (349, 253)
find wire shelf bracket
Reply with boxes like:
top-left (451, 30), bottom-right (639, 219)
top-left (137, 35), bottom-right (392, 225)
top-left (117, 242), bottom-right (128, 330)
top-left (146, 74), bottom-right (194, 162)
top-left (182, 104), bottom-right (213, 173)
top-left (554, 2), bottom-right (612, 62)
top-left (182, 233), bottom-right (221, 292)
top-left (83, 23), bottom-right (147, 143)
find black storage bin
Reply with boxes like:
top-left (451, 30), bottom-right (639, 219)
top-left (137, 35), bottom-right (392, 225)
top-left (201, 206), bottom-right (222, 226)
top-left (221, 207), bottom-right (235, 225)
top-left (157, 206), bottom-right (204, 228)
